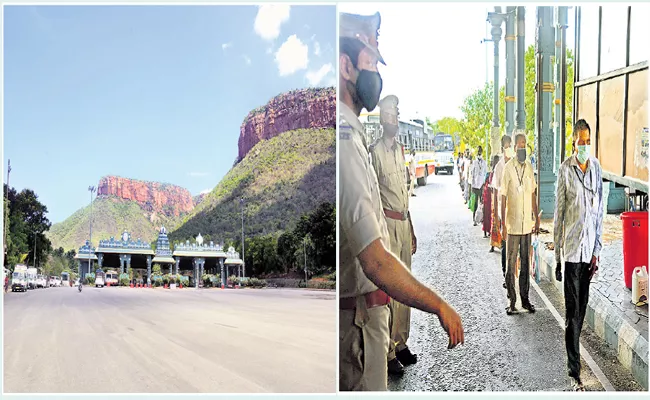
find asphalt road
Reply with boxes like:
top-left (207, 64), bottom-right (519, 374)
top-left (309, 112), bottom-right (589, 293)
top-left (388, 168), bottom-right (643, 392)
top-left (3, 286), bottom-right (336, 393)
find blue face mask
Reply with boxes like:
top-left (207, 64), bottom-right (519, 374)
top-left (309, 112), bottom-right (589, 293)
top-left (577, 145), bottom-right (590, 164)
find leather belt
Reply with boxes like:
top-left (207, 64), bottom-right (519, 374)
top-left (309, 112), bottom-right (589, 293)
top-left (384, 208), bottom-right (408, 221)
top-left (339, 289), bottom-right (390, 310)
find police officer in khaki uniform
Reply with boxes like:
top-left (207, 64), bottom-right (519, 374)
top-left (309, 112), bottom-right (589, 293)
top-left (339, 11), bottom-right (465, 392)
top-left (369, 95), bottom-right (418, 376)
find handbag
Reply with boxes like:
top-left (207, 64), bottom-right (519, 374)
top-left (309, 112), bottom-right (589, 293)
top-left (468, 192), bottom-right (477, 212)
top-left (531, 235), bottom-right (541, 283)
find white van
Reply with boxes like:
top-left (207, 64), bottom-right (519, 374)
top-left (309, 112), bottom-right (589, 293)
top-left (95, 270), bottom-right (105, 288)
top-left (12, 265), bottom-right (28, 292)
top-left (61, 272), bottom-right (70, 287)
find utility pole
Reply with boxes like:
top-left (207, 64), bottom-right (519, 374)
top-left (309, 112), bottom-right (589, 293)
top-left (505, 6), bottom-right (516, 138)
top-left (515, 7), bottom-right (527, 132)
top-left (303, 236), bottom-right (308, 283)
top-left (240, 197), bottom-right (245, 280)
top-left (4, 160), bottom-right (11, 261)
top-left (487, 7), bottom-right (506, 158)
top-left (88, 185), bottom-right (96, 279)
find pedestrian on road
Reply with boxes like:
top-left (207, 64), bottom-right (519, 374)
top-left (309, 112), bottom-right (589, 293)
top-left (338, 12), bottom-right (464, 391)
top-left (471, 146), bottom-right (487, 225)
top-left (409, 149), bottom-right (417, 197)
top-left (553, 119), bottom-right (603, 392)
top-left (491, 135), bottom-right (514, 283)
top-left (369, 95), bottom-right (419, 376)
top-left (500, 133), bottom-right (540, 315)
top-left (463, 152), bottom-right (472, 203)
top-left (483, 155), bottom-right (498, 241)
top-left (457, 152), bottom-right (464, 189)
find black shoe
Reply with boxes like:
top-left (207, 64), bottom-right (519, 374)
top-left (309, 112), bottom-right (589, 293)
top-left (473, 222), bottom-right (478, 226)
top-left (503, 282), bottom-right (506, 289)
top-left (387, 358), bottom-right (405, 376)
top-left (506, 304), bottom-right (517, 315)
top-left (521, 301), bottom-right (536, 313)
top-left (396, 347), bottom-right (418, 366)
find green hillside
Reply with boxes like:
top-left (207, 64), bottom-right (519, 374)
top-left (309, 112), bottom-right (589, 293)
top-left (168, 127), bottom-right (335, 245)
top-left (47, 196), bottom-right (183, 252)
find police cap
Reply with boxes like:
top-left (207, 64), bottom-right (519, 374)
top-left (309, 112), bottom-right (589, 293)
top-left (339, 12), bottom-right (386, 65)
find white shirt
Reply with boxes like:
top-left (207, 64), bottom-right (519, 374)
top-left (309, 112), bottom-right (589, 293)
top-left (500, 158), bottom-right (537, 235)
top-left (471, 156), bottom-right (487, 189)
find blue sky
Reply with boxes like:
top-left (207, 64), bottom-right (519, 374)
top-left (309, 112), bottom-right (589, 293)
top-left (3, 5), bottom-right (336, 223)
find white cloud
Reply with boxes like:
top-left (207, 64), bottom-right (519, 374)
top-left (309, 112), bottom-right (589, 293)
top-left (188, 172), bottom-right (209, 177)
top-left (222, 42), bottom-right (232, 51)
top-left (200, 189), bottom-right (211, 195)
top-left (254, 5), bottom-right (291, 41)
top-left (243, 55), bottom-right (252, 65)
top-left (314, 42), bottom-right (321, 56)
top-left (306, 63), bottom-right (333, 86)
top-left (275, 35), bottom-right (309, 76)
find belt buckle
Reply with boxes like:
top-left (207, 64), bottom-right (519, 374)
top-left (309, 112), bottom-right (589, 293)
top-left (401, 211), bottom-right (407, 221)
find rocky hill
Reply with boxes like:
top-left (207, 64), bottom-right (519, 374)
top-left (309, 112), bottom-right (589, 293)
top-left (98, 176), bottom-right (194, 217)
top-left (169, 127), bottom-right (335, 245)
top-left (47, 196), bottom-right (186, 252)
top-left (237, 87), bottom-right (335, 162)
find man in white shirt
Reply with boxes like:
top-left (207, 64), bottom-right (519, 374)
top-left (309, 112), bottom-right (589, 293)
top-left (470, 146), bottom-right (488, 225)
top-left (491, 135), bottom-right (514, 285)
top-left (500, 133), bottom-right (540, 315)
top-left (463, 151), bottom-right (472, 203)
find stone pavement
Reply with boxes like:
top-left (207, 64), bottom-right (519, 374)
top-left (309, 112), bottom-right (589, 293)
top-left (537, 215), bottom-right (649, 389)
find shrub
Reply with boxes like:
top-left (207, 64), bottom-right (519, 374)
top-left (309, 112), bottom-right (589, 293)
top-left (162, 275), bottom-right (170, 285)
top-left (307, 280), bottom-right (336, 290)
top-left (118, 273), bottom-right (130, 286)
top-left (152, 275), bottom-right (163, 287)
top-left (248, 277), bottom-right (267, 288)
top-left (202, 274), bottom-right (213, 287)
top-left (168, 274), bottom-right (178, 284)
top-left (85, 272), bottom-right (96, 285)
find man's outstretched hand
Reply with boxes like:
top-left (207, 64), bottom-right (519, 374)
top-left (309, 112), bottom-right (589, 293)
top-left (437, 302), bottom-right (465, 349)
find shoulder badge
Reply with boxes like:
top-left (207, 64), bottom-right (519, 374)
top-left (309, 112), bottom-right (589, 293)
top-left (339, 119), bottom-right (352, 141)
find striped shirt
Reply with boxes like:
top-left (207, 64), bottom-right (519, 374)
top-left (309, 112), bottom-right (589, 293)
top-left (553, 155), bottom-right (604, 264)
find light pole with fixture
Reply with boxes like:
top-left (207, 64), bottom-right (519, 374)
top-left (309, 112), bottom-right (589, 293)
top-left (88, 185), bottom-right (96, 279)
top-left (240, 197), bottom-right (245, 280)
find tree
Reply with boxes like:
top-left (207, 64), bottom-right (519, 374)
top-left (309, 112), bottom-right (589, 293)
top-left (459, 82), bottom-right (494, 157)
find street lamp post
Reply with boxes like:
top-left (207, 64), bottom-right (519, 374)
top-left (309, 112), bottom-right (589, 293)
top-left (88, 186), bottom-right (96, 279)
top-left (240, 197), bottom-right (245, 280)
top-left (4, 160), bottom-right (11, 260)
top-left (303, 236), bottom-right (308, 283)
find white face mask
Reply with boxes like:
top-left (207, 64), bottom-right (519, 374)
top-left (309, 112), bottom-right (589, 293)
top-left (504, 147), bottom-right (515, 159)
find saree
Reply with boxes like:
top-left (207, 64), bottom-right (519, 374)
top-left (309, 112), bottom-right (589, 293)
top-left (490, 177), bottom-right (502, 248)
top-left (482, 172), bottom-right (492, 234)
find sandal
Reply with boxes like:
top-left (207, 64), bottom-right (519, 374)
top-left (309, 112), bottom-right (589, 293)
top-left (506, 305), bottom-right (517, 315)
top-left (570, 377), bottom-right (585, 391)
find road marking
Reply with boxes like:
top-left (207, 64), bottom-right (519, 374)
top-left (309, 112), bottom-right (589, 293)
top-left (530, 280), bottom-right (616, 392)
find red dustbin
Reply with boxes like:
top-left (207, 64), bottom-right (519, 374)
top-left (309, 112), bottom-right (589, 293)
top-left (621, 211), bottom-right (648, 289)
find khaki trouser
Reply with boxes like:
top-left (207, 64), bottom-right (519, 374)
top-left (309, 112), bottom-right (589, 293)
top-left (339, 304), bottom-right (390, 391)
top-left (385, 217), bottom-right (412, 361)
top-left (506, 233), bottom-right (531, 305)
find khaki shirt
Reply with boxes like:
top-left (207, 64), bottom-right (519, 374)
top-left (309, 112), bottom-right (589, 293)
top-left (500, 158), bottom-right (537, 235)
top-left (369, 137), bottom-right (409, 214)
top-left (339, 102), bottom-right (390, 299)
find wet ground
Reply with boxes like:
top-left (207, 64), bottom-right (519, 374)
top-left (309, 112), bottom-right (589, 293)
top-left (388, 169), bottom-right (644, 392)
top-left (3, 286), bottom-right (336, 393)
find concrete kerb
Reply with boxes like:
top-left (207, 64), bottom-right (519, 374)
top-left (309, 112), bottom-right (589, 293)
top-left (539, 247), bottom-right (649, 389)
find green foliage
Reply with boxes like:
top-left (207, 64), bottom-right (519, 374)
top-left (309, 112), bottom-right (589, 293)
top-left (440, 45), bottom-right (574, 161)
top-left (4, 185), bottom-right (52, 269)
top-left (85, 272), bottom-right (95, 285)
top-left (119, 273), bottom-right (130, 286)
top-left (127, 266), bottom-right (133, 281)
top-left (152, 264), bottom-right (162, 276)
top-left (178, 276), bottom-right (189, 287)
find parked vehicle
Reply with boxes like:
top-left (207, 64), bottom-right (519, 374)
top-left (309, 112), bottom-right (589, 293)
top-left (95, 269), bottom-right (105, 288)
top-left (12, 265), bottom-right (28, 292)
top-left (105, 270), bottom-right (119, 286)
top-left (36, 274), bottom-right (46, 288)
top-left (61, 272), bottom-right (70, 287)
top-left (26, 267), bottom-right (37, 290)
top-left (49, 276), bottom-right (61, 287)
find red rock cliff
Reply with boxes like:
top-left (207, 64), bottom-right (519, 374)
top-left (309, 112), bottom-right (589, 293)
top-left (238, 87), bottom-right (336, 161)
top-left (97, 176), bottom-right (194, 217)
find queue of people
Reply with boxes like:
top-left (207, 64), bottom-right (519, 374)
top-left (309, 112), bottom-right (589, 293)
top-left (338, 11), bottom-right (464, 391)
top-left (460, 121), bottom-right (603, 391)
